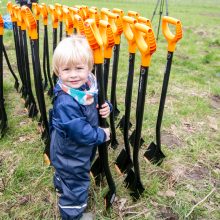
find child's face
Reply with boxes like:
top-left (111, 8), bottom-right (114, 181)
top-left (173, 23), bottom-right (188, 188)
top-left (58, 63), bottom-right (90, 89)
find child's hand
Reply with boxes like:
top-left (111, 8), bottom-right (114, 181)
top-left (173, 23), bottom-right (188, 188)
top-left (98, 102), bottom-right (111, 118)
top-left (102, 128), bottom-right (110, 141)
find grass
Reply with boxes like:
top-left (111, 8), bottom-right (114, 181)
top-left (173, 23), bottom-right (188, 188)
top-left (0, 0), bottom-right (220, 219)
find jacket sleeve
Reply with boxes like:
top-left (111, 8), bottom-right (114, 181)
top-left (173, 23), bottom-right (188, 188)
top-left (55, 98), bottom-right (106, 146)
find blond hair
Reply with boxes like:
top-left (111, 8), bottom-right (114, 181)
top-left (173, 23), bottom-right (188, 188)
top-left (52, 35), bottom-right (94, 76)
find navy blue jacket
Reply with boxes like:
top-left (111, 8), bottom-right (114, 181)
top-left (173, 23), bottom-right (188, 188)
top-left (49, 83), bottom-right (107, 219)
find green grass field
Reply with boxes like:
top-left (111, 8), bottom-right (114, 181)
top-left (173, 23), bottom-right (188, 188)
top-left (0, 0), bottom-right (220, 219)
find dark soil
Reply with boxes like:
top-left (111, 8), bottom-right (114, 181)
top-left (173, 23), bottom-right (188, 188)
top-left (161, 132), bottom-right (183, 149)
top-left (186, 164), bottom-right (209, 181)
top-left (210, 95), bottom-right (220, 110)
top-left (156, 206), bottom-right (179, 220)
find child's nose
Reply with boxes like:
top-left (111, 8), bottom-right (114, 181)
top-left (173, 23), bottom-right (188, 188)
top-left (70, 69), bottom-right (78, 77)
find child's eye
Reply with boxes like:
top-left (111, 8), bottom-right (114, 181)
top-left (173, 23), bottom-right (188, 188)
top-left (77, 67), bottom-right (84, 70)
top-left (63, 68), bottom-right (70, 71)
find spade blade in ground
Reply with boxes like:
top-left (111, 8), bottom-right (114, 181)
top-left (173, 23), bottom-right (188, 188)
top-left (117, 115), bottom-right (132, 132)
top-left (144, 142), bottom-right (165, 166)
top-left (115, 149), bottom-right (133, 175)
top-left (129, 130), bottom-right (144, 147)
top-left (124, 169), bottom-right (135, 189)
top-left (130, 180), bottom-right (145, 201)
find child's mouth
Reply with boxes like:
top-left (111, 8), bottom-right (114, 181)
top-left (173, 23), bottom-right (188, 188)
top-left (70, 80), bottom-right (80, 84)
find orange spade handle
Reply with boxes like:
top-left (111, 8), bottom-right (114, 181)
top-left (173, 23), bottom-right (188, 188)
top-left (134, 23), bottom-right (156, 67)
top-left (68, 7), bottom-right (80, 29)
top-left (62, 7), bottom-right (74, 36)
top-left (128, 10), bottom-right (140, 19)
top-left (32, 3), bottom-right (41, 21)
top-left (13, 6), bottom-right (20, 26)
top-left (0, 14), bottom-right (4, 36)
top-left (89, 8), bottom-right (100, 27)
top-left (12, 6), bottom-right (18, 25)
top-left (81, 5), bottom-right (89, 19)
top-left (138, 16), bottom-right (152, 28)
top-left (122, 16), bottom-right (137, 53)
top-left (162, 16), bottom-right (183, 52)
top-left (13, 6), bottom-right (22, 26)
top-left (21, 6), bottom-right (38, 40)
top-left (61, 6), bottom-right (67, 21)
top-left (74, 14), bottom-right (85, 35)
top-left (21, 6), bottom-right (31, 36)
top-left (47, 4), bottom-right (53, 14)
top-left (112, 8), bottom-right (124, 18)
top-left (105, 10), bottom-right (123, 44)
top-left (84, 19), bottom-right (103, 64)
top-left (69, 7), bottom-right (80, 26)
top-left (99, 20), bottom-right (115, 58)
top-left (48, 5), bottom-right (59, 29)
top-left (7, 2), bottom-right (12, 14)
top-left (69, 6), bottom-right (80, 16)
top-left (55, 3), bottom-right (63, 22)
top-left (74, 5), bottom-right (85, 20)
top-left (7, 2), bottom-right (16, 22)
top-left (17, 6), bottom-right (26, 30)
top-left (90, 6), bottom-right (98, 11)
top-left (100, 8), bottom-right (110, 21)
top-left (40, 3), bottom-right (48, 26)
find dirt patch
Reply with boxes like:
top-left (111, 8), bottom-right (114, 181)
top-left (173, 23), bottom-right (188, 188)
top-left (156, 206), bottom-right (179, 220)
top-left (18, 195), bottom-right (32, 206)
top-left (161, 132), bottom-right (183, 149)
top-left (209, 95), bottom-right (220, 110)
top-left (207, 116), bottom-right (218, 131)
top-left (0, 150), bottom-right (13, 165)
top-left (167, 163), bottom-right (187, 188)
top-left (185, 164), bottom-right (209, 181)
top-left (211, 163), bottom-right (220, 187)
top-left (182, 121), bottom-right (197, 133)
top-left (12, 133), bottom-right (38, 146)
top-left (148, 96), bottom-right (158, 104)
top-left (113, 198), bottom-right (150, 219)
top-left (214, 163), bottom-right (220, 170)
top-left (176, 53), bottom-right (189, 60)
top-left (171, 85), bottom-right (208, 99)
top-left (195, 30), bottom-right (209, 37)
top-left (2, 195), bottom-right (32, 216)
top-left (182, 26), bottom-right (192, 32)
top-left (13, 109), bottom-right (27, 117)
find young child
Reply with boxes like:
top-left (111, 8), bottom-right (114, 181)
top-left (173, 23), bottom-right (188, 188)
top-left (49, 35), bottom-right (111, 220)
